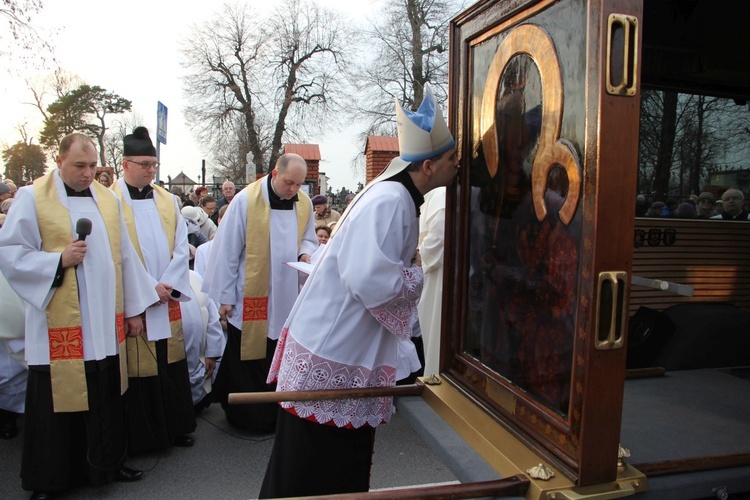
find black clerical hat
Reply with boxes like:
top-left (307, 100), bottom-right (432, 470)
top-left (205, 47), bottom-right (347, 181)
top-left (124, 126), bottom-right (156, 157)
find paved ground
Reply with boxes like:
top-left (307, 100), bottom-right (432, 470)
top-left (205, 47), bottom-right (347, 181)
top-left (0, 402), bottom-right (458, 499)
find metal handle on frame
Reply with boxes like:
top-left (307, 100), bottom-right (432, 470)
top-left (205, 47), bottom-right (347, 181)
top-left (606, 13), bottom-right (639, 96)
top-left (595, 271), bottom-right (628, 350)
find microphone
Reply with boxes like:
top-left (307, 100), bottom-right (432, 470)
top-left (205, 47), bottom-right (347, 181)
top-left (76, 218), bottom-right (92, 241)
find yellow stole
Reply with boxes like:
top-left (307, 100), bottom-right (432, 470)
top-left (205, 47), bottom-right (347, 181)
top-left (34, 171), bottom-right (127, 413)
top-left (241, 178), bottom-right (310, 360)
top-left (112, 182), bottom-right (186, 377)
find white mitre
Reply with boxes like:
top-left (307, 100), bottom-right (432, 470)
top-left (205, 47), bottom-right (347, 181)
top-left (395, 83), bottom-right (455, 163)
top-left (333, 84), bottom-right (456, 234)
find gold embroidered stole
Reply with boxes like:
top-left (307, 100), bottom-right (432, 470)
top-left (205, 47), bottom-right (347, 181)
top-left (113, 182), bottom-right (185, 377)
top-left (241, 178), bottom-right (310, 360)
top-left (34, 171), bottom-right (126, 412)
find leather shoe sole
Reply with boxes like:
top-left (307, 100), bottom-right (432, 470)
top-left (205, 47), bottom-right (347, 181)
top-left (116, 467), bottom-right (143, 482)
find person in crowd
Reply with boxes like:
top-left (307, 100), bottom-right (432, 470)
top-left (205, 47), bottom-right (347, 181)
top-left (181, 207), bottom-right (209, 248)
top-left (315, 225), bottom-right (331, 245)
top-left (309, 224), bottom-right (332, 266)
top-left (181, 206), bottom-right (209, 270)
top-left (0, 182), bottom-right (12, 204)
top-left (213, 181), bottom-right (236, 225)
top-left (311, 194), bottom-right (341, 228)
top-left (714, 199), bottom-right (723, 216)
top-left (181, 270), bottom-right (225, 414)
top-left (259, 84), bottom-right (459, 498)
top-left (674, 201), bottom-right (696, 219)
top-left (113, 126), bottom-right (196, 453)
top-left (202, 153), bottom-right (317, 432)
top-left (711, 189), bottom-right (749, 221)
top-left (345, 192), bottom-right (355, 207)
top-left (4, 180), bottom-right (17, 198)
top-left (417, 185), bottom-right (446, 376)
top-left (97, 171), bottom-right (113, 188)
top-left (198, 195), bottom-right (218, 240)
top-left (183, 190), bottom-right (198, 207)
top-left (635, 194), bottom-right (648, 217)
top-left (0, 133), bottom-right (159, 498)
top-left (696, 192), bottom-right (716, 218)
top-left (194, 186), bottom-right (208, 203)
top-left (1, 198), bottom-right (13, 214)
top-left (646, 201), bottom-right (665, 217)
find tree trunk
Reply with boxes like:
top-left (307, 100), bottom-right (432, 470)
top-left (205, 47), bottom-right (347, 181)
top-left (654, 91), bottom-right (678, 196)
top-left (689, 95), bottom-right (705, 195)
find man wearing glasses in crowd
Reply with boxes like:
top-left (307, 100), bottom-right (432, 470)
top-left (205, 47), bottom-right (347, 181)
top-left (711, 188), bottom-right (750, 221)
top-left (113, 127), bottom-right (197, 453)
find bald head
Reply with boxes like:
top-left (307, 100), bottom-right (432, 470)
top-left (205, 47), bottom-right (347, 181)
top-left (271, 154), bottom-right (308, 200)
top-left (59, 133), bottom-right (96, 159)
top-left (721, 188), bottom-right (745, 217)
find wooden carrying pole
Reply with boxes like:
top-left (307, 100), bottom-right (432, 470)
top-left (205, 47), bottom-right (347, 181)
top-left (228, 383), bottom-right (424, 405)
top-left (287, 475), bottom-right (530, 499)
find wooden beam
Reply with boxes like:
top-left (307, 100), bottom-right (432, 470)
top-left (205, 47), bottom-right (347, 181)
top-left (228, 383), bottom-right (424, 405)
top-left (634, 452), bottom-right (750, 477)
top-left (282, 475), bottom-right (530, 499)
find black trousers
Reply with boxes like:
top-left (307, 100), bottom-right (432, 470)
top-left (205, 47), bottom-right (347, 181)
top-left (211, 324), bottom-right (278, 432)
top-left (259, 408), bottom-right (376, 498)
top-left (22, 357), bottom-right (126, 492)
top-left (126, 339), bottom-right (196, 453)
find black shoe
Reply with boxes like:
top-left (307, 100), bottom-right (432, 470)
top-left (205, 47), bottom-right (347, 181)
top-left (30, 492), bottom-right (53, 500)
top-left (172, 435), bottom-right (194, 447)
top-left (0, 410), bottom-right (18, 440)
top-left (116, 467), bottom-right (143, 482)
top-left (0, 420), bottom-right (18, 439)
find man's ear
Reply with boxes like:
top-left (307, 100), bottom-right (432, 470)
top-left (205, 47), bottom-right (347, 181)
top-left (271, 169), bottom-right (277, 179)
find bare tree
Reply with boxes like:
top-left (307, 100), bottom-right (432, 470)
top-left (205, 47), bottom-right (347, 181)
top-left (210, 115), bottom-right (256, 184)
top-left (181, 0), bottom-right (349, 178)
top-left (350, 0), bottom-right (459, 137)
top-left (103, 111), bottom-right (145, 178)
top-left (638, 90), bottom-right (750, 198)
top-left (1, 0), bottom-right (55, 70)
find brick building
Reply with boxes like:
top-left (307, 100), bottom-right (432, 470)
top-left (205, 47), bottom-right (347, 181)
top-left (364, 136), bottom-right (399, 183)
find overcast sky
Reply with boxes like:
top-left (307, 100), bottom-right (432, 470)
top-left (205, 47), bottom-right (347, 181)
top-left (1, 0), bottom-right (381, 192)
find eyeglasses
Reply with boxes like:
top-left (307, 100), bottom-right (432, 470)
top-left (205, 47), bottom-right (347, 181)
top-left (127, 160), bottom-right (160, 170)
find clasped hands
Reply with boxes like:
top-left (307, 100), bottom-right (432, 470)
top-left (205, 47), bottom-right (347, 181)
top-left (125, 281), bottom-right (174, 338)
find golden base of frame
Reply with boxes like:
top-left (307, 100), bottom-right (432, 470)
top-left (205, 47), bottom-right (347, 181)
top-left (419, 378), bottom-right (649, 500)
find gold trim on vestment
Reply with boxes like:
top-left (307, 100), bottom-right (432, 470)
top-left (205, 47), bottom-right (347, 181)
top-left (113, 182), bottom-right (186, 376)
top-left (34, 171), bottom-right (125, 412)
top-left (241, 178), bottom-right (310, 360)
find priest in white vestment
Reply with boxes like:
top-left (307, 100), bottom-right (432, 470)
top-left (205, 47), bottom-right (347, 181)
top-left (114, 127), bottom-right (196, 452)
top-left (417, 186), bottom-right (447, 375)
top-left (259, 85), bottom-right (460, 498)
top-left (202, 153), bottom-right (317, 432)
top-left (0, 133), bottom-right (159, 497)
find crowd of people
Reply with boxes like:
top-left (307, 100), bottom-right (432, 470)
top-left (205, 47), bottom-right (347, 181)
top-left (637, 189), bottom-right (750, 221)
top-left (0, 83), bottom-right (455, 499)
